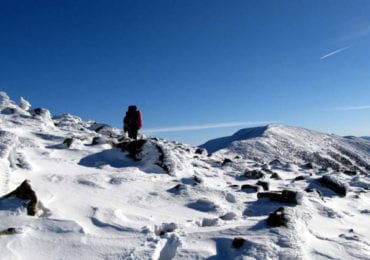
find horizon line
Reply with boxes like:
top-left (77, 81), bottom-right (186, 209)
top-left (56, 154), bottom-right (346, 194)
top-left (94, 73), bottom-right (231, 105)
top-left (143, 121), bottom-right (276, 134)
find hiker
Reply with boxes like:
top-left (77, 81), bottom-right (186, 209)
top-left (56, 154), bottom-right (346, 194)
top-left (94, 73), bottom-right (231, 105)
top-left (123, 105), bottom-right (142, 140)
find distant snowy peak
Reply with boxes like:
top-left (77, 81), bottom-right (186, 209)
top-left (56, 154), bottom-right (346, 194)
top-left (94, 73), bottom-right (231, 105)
top-left (201, 124), bottom-right (370, 174)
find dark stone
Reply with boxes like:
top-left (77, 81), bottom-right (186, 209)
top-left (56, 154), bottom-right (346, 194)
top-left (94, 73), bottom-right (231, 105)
top-left (195, 148), bottom-right (207, 155)
top-left (91, 136), bottom-right (108, 145)
top-left (155, 144), bottom-right (171, 174)
top-left (305, 188), bottom-right (324, 200)
top-left (30, 108), bottom-right (50, 117)
top-left (270, 172), bottom-right (281, 179)
top-left (343, 170), bottom-right (357, 176)
top-left (257, 190), bottom-right (299, 204)
top-left (267, 207), bottom-right (288, 227)
top-left (1, 180), bottom-right (38, 216)
top-left (222, 158), bottom-right (233, 166)
top-left (256, 181), bottom-right (269, 191)
top-left (167, 184), bottom-right (187, 194)
top-left (63, 138), bottom-right (73, 148)
top-left (269, 159), bottom-right (284, 167)
top-left (318, 175), bottom-right (347, 196)
top-left (241, 184), bottom-right (259, 193)
top-left (193, 175), bottom-right (203, 184)
top-left (303, 162), bottom-right (314, 169)
top-left (1, 107), bottom-right (15, 114)
top-left (243, 170), bottom-right (265, 179)
top-left (118, 140), bottom-right (146, 161)
top-left (294, 176), bottom-right (305, 181)
top-left (232, 237), bottom-right (246, 248)
top-left (229, 184), bottom-right (239, 189)
top-left (0, 228), bottom-right (18, 236)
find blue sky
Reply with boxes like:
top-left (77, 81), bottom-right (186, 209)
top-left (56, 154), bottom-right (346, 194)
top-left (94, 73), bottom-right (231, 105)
top-left (1, 1), bottom-right (370, 144)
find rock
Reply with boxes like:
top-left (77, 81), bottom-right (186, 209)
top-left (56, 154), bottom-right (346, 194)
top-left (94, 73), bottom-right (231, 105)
top-left (167, 184), bottom-right (187, 194)
top-left (229, 184), bottom-right (239, 189)
top-left (269, 159), bottom-right (285, 168)
top-left (92, 136), bottom-right (109, 145)
top-left (294, 176), bottom-right (305, 181)
top-left (195, 148), bottom-right (207, 155)
top-left (225, 193), bottom-right (236, 203)
top-left (343, 170), bottom-right (357, 176)
top-left (155, 144), bottom-right (171, 174)
top-left (154, 223), bottom-right (177, 236)
top-left (0, 228), bottom-right (19, 237)
top-left (305, 188), bottom-right (324, 200)
top-left (243, 169), bottom-right (265, 179)
top-left (222, 158), bottom-right (233, 166)
top-left (187, 199), bottom-right (218, 212)
top-left (118, 140), bottom-right (146, 161)
top-left (241, 184), bottom-right (260, 193)
top-left (267, 207), bottom-right (288, 227)
top-left (231, 237), bottom-right (246, 248)
top-left (270, 172), bottom-right (281, 179)
top-left (63, 138), bottom-right (73, 148)
top-left (256, 181), bottom-right (269, 191)
top-left (1, 107), bottom-right (15, 114)
top-left (220, 212), bottom-right (237, 221)
top-left (257, 190), bottom-right (300, 204)
top-left (201, 218), bottom-right (219, 227)
top-left (302, 162), bottom-right (314, 169)
top-left (318, 174), bottom-right (347, 196)
top-left (193, 175), bottom-right (203, 184)
top-left (1, 180), bottom-right (38, 216)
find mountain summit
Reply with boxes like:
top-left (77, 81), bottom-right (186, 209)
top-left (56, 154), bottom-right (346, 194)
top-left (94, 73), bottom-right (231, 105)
top-left (201, 124), bottom-right (370, 174)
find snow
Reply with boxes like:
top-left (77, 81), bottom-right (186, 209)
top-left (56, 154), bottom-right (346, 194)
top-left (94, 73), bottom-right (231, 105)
top-left (0, 93), bottom-right (369, 259)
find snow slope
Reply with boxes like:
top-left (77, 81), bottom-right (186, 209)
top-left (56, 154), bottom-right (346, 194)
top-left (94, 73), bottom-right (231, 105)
top-left (201, 124), bottom-right (370, 174)
top-left (0, 93), bottom-right (370, 259)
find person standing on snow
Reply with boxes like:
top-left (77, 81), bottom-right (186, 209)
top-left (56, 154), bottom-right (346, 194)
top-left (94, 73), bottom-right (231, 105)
top-left (123, 105), bottom-right (143, 140)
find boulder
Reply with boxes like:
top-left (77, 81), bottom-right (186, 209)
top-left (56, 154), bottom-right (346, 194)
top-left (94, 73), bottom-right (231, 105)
top-left (1, 180), bottom-right (38, 216)
top-left (257, 190), bottom-right (300, 205)
top-left (241, 184), bottom-right (260, 193)
top-left (318, 174), bottom-right (347, 196)
top-left (256, 181), bottom-right (269, 191)
top-left (243, 169), bottom-right (265, 179)
top-left (266, 207), bottom-right (288, 227)
top-left (231, 237), bottom-right (246, 248)
top-left (294, 176), bottom-right (305, 181)
top-left (193, 175), bottom-right (203, 184)
top-left (222, 158), bottom-right (233, 166)
top-left (270, 172), bottom-right (281, 179)
top-left (118, 139), bottom-right (147, 161)
top-left (195, 148), bottom-right (207, 155)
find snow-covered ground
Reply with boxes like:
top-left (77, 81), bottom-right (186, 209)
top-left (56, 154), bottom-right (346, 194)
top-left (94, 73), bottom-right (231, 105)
top-left (0, 92), bottom-right (369, 259)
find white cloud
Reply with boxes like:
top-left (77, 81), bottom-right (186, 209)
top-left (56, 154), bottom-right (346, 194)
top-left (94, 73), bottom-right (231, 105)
top-left (327, 105), bottom-right (370, 111)
top-left (320, 46), bottom-right (350, 60)
top-left (144, 121), bottom-right (274, 134)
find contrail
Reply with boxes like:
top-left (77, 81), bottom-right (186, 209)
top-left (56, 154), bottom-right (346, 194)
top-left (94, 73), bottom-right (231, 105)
top-left (320, 46), bottom-right (350, 60)
top-left (327, 105), bottom-right (370, 111)
top-left (144, 121), bottom-right (275, 134)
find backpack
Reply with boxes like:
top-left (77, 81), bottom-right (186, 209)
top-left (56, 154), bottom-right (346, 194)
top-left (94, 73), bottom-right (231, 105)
top-left (124, 107), bottom-right (142, 129)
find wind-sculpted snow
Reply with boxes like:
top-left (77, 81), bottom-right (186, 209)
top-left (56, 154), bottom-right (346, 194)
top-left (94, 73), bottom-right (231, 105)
top-left (0, 93), bottom-right (370, 259)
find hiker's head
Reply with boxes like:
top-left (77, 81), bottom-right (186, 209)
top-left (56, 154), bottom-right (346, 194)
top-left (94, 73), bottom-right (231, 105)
top-left (128, 105), bottom-right (137, 112)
